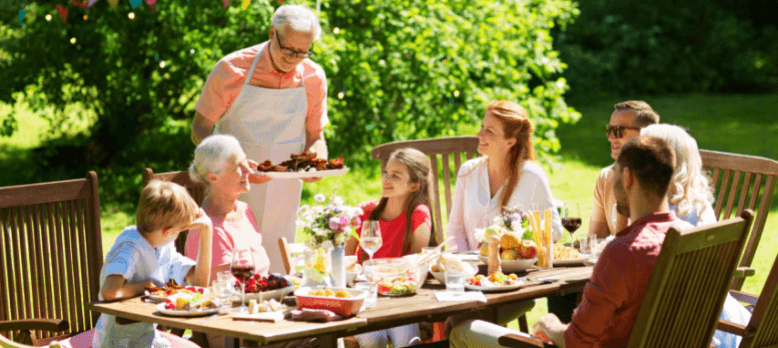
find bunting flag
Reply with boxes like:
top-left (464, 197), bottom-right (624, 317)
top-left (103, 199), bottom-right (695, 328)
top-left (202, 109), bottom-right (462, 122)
top-left (18, 8), bottom-right (25, 26)
top-left (71, 0), bottom-right (89, 8)
top-left (129, 0), bottom-right (142, 9)
top-left (87, 0), bottom-right (100, 7)
top-left (222, 0), bottom-right (230, 8)
top-left (55, 4), bottom-right (68, 23)
top-left (241, 0), bottom-right (250, 10)
top-left (146, 0), bottom-right (156, 12)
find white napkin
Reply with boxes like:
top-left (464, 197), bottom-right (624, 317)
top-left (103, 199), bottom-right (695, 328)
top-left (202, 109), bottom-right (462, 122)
top-left (434, 291), bottom-right (487, 303)
top-left (232, 311), bottom-right (285, 323)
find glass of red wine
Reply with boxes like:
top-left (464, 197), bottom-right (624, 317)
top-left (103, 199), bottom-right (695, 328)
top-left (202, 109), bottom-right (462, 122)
top-left (230, 247), bottom-right (255, 312)
top-left (561, 203), bottom-right (582, 247)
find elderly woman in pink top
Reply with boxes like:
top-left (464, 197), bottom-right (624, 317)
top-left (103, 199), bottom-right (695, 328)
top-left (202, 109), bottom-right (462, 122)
top-left (185, 134), bottom-right (272, 348)
top-left (191, 4), bottom-right (328, 275)
top-left (185, 134), bottom-right (271, 278)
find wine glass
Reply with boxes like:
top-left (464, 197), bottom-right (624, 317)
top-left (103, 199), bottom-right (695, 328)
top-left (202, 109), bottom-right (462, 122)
top-left (360, 220), bottom-right (382, 263)
top-left (230, 247), bottom-right (255, 313)
top-left (561, 203), bottom-right (582, 247)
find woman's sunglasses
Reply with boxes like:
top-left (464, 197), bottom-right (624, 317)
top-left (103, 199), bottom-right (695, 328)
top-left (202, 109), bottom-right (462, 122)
top-left (606, 125), bottom-right (642, 139)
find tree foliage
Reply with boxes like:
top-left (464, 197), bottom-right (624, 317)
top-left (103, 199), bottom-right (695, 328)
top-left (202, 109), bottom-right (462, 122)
top-left (0, 0), bottom-right (580, 203)
top-left (555, 0), bottom-right (778, 99)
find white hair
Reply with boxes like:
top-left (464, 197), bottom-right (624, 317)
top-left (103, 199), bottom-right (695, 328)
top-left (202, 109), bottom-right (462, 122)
top-left (189, 135), bottom-right (242, 186)
top-left (641, 124), bottom-right (714, 218)
top-left (272, 4), bottom-right (321, 41)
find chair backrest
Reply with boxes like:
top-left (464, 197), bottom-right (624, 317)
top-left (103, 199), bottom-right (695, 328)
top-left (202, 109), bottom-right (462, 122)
top-left (701, 150), bottom-right (778, 290)
top-left (0, 172), bottom-right (103, 341)
top-left (627, 210), bottom-right (754, 348)
top-left (371, 136), bottom-right (480, 246)
top-left (142, 168), bottom-right (207, 254)
top-left (741, 251), bottom-right (778, 348)
top-left (278, 237), bottom-right (307, 275)
top-left (0, 334), bottom-right (43, 348)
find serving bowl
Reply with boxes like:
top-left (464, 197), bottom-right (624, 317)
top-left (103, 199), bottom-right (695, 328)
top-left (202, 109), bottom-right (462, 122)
top-left (364, 258), bottom-right (425, 296)
top-left (478, 255), bottom-right (537, 273)
top-left (294, 287), bottom-right (367, 317)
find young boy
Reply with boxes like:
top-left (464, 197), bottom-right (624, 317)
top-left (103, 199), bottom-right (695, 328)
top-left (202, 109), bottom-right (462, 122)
top-left (92, 180), bottom-right (213, 348)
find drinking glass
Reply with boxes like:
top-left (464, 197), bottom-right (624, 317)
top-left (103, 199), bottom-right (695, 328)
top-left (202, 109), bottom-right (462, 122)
top-left (355, 282), bottom-right (378, 308)
top-left (445, 272), bottom-right (466, 296)
top-left (360, 220), bottom-right (382, 262)
top-left (589, 235), bottom-right (601, 263)
top-left (230, 247), bottom-right (255, 312)
top-left (578, 234), bottom-right (591, 258)
top-left (216, 271), bottom-right (234, 303)
top-left (561, 203), bottom-right (582, 245)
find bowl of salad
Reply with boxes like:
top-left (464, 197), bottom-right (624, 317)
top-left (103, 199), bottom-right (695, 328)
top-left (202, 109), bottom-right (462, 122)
top-left (364, 258), bottom-right (425, 296)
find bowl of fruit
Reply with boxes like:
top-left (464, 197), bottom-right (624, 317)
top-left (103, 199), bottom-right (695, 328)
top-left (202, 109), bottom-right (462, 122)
top-left (478, 231), bottom-right (539, 273)
top-left (235, 273), bottom-right (295, 302)
top-left (364, 258), bottom-right (425, 296)
top-left (294, 287), bottom-right (367, 317)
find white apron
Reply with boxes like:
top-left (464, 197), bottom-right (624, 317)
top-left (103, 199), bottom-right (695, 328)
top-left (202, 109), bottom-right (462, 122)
top-left (215, 43), bottom-right (306, 274)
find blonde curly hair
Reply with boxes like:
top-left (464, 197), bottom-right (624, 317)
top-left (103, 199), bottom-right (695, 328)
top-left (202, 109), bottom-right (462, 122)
top-left (641, 124), bottom-right (714, 218)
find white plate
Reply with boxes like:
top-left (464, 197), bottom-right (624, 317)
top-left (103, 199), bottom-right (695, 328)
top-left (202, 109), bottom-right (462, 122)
top-left (155, 303), bottom-right (223, 317)
top-left (553, 258), bottom-right (591, 266)
top-left (464, 278), bottom-right (525, 292)
top-left (145, 287), bottom-right (209, 303)
top-left (234, 285), bottom-right (295, 303)
top-left (478, 256), bottom-right (537, 273)
top-left (254, 168), bottom-right (349, 179)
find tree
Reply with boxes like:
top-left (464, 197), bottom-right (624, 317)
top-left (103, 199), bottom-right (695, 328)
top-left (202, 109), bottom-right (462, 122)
top-left (0, 0), bottom-right (580, 199)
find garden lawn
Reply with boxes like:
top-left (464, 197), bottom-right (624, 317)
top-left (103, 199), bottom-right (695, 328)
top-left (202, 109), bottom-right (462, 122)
top-left (3, 93), bottom-right (776, 331)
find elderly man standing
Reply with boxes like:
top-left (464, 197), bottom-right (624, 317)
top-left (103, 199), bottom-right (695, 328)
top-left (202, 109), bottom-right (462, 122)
top-left (192, 4), bottom-right (327, 274)
top-left (448, 135), bottom-right (692, 348)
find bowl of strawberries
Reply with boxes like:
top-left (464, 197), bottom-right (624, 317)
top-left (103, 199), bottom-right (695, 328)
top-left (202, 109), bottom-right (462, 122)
top-left (233, 273), bottom-right (295, 303)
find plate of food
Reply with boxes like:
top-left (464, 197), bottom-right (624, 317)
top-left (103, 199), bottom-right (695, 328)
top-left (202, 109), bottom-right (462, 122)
top-left (552, 244), bottom-right (590, 266)
top-left (253, 152), bottom-right (348, 179)
top-left (464, 272), bottom-right (525, 292)
top-left (155, 294), bottom-right (224, 317)
top-left (145, 280), bottom-right (208, 303)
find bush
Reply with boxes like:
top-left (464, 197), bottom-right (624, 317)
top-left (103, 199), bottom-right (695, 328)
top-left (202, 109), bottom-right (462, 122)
top-left (555, 0), bottom-right (778, 99)
top-left (0, 0), bottom-right (581, 203)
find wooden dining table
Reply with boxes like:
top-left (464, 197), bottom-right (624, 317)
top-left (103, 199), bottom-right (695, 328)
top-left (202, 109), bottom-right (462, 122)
top-left (86, 265), bottom-right (593, 347)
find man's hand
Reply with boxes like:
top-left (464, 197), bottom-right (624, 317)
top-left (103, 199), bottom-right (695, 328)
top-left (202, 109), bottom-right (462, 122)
top-left (531, 313), bottom-right (567, 348)
top-left (247, 159), bottom-right (273, 184)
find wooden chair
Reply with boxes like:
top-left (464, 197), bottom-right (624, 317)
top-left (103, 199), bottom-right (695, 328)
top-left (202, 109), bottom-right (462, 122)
top-left (716, 250), bottom-right (778, 348)
top-left (499, 210), bottom-right (755, 348)
top-left (142, 168), bottom-right (207, 255)
top-left (371, 136), bottom-right (480, 247)
top-left (278, 237), bottom-right (307, 275)
top-left (0, 172), bottom-right (103, 346)
top-left (701, 150), bottom-right (778, 290)
top-left (0, 333), bottom-right (66, 348)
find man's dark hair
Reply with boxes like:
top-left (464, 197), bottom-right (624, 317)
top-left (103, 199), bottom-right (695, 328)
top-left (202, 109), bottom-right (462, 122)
top-left (616, 136), bottom-right (676, 198)
top-left (614, 100), bottom-right (660, 127)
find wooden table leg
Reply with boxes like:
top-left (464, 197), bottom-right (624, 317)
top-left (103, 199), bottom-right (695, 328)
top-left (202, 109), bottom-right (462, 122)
top-left (318, 333), bottom-right (337, 348)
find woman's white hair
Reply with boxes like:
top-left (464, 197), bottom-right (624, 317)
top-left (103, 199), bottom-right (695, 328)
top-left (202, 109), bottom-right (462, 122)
top-left (641, 124), bottom-right (714, 218)
top-left (189, 135), bottom-right (242, 187)
top-left (272, 4), bottom-right (321, 41)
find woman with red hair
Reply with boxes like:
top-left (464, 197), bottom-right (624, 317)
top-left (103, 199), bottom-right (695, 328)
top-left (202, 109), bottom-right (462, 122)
top-left (448, 100), bottom-right (562, 253)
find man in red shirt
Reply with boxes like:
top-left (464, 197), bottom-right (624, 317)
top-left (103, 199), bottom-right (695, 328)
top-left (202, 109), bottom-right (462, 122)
top-left (448, 135), bottom-right (691, 348)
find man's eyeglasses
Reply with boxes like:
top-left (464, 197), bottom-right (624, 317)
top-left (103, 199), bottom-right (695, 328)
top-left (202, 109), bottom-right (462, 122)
top-left (606, 125), bottom-right (642, 139)
top-left (274, 31), bottom-right (314, 58)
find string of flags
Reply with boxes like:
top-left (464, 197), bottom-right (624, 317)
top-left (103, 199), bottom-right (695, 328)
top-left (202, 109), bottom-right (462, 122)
top-left (16, 0), bottom-right (285, 25)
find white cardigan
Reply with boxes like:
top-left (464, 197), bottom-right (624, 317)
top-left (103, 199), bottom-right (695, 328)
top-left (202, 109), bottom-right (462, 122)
top-left (446, 157), bottom-right (563, 252)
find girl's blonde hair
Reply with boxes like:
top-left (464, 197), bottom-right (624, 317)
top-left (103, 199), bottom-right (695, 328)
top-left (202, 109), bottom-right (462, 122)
top-left (137, 180), bottom-right (198, 234)
top-left (641, 124), bottom-right (714, 218)
top-left (364, 148), bottom-right (435, 259)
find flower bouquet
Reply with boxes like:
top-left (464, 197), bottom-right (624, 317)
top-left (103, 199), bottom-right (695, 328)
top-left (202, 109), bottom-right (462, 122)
top-left (297, 193), bottom-right (363, 287)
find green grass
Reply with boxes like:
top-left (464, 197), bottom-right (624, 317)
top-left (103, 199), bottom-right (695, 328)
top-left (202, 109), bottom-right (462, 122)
top-left (3, 92), bottom-right (777, 331)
